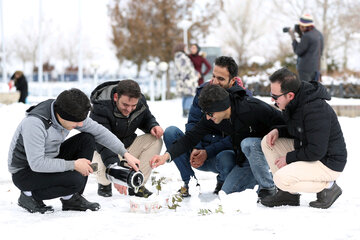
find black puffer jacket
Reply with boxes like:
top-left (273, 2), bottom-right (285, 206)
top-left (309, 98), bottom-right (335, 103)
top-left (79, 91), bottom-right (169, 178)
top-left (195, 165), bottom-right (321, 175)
top-left (168, 86), bottom-right (285, 164)
top-left (278, 81), bottom-right (347, 172)
top-left (90, 81), bottom-right (159, 166)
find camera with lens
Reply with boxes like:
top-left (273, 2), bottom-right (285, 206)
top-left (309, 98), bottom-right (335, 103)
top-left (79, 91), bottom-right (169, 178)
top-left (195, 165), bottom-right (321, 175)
top-left (105, 163), bottom-right (144, 190)
top-left (283, 24), bottom-right (302, 37)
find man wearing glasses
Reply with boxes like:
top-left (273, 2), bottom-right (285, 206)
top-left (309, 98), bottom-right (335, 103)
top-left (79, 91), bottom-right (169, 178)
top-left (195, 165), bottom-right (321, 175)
top-left (260, 68), bottom-right (346, 209)
top-left (152, 82), bottom-right (284, 201)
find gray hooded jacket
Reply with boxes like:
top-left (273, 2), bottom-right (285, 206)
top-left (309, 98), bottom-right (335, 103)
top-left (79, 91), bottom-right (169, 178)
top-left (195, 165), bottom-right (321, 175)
top-left (8, 99), bottom-right (127, 174)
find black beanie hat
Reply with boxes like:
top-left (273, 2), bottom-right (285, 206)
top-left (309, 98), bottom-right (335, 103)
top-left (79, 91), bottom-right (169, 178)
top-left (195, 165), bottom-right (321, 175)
top-left (54, 88), bottom-right (91, 122)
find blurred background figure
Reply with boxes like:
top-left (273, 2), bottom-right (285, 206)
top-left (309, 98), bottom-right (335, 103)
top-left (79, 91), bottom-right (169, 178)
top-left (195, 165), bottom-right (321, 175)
top-left (189, 43), bottom-right (212, 86)
top-left (173, 43), bottom-right (198, 118)
top-left (9, 71), bottom-right (28, 103)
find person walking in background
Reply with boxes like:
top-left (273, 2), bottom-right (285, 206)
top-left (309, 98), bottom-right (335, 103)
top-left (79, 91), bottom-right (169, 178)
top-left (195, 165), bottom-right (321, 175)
top-left (260, 68), bottom-right (346, 209)
top-left (287, 14), bottom-right (324, 82)
top-left (173, 43), bottom-right (198, 117)
top-left (9, 71), bottom-right (28, 103)
top-left (189, 43), bottom-right (212, 86)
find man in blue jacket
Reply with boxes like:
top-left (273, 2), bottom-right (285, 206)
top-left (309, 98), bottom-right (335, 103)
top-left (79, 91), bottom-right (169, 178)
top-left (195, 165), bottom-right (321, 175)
top-left (260, 68), bottom-right (346, 209)
top-left (163, 56), bottom-right (279, 199)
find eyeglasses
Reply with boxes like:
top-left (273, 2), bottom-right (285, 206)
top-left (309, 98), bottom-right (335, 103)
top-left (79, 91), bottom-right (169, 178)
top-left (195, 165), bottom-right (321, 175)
top-left (201, 110), bottom-right (214, 117)
top-left (270, 92), bottom-right (289, 100)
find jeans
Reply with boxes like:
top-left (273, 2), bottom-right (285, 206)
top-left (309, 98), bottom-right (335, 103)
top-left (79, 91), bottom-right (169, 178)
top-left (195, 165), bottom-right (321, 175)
top-left (241, 137), bottom-right (275, 190)
top-left (163, 126), bottom-right (236, 185)
top-left (182, 95), bottom-right (194, 112)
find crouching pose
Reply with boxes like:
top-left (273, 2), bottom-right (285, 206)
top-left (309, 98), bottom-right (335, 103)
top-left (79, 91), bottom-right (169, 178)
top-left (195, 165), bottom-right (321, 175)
top-left (8, 88), bottom-right (140, 213)
top-left (260, 68), bottom-right (347, 209)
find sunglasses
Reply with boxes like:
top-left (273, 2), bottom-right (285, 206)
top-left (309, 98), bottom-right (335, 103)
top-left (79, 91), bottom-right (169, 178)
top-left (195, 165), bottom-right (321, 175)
top-left (201, 110), bottom-right (214, 117)
top-left (270, 92), bottom-right (289, 100)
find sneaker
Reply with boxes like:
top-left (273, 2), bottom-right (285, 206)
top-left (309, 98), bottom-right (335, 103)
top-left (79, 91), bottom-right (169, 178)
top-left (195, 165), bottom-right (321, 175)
top-left (257, 188), bottom-right (277, 203)
top-left (128, 186), bottom-right (153, 198)
top-left (178, 184), bottom-right (191, 198)
top-left (97, 183), bottom-right (112, 197)
top-left (18, 192), bottom-right (54, 214)
top-left (260, 189), bottom-right (300, 207)
top-left (213, 181), bottom-right (224, 195)
top-left (61, 193), bottom-right (100, 211)
top-left (309, 182), bottom-right (342, 209)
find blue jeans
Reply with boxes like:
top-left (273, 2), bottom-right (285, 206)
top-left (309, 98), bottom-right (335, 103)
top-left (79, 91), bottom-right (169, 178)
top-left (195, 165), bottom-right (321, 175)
top-left (163, 126), bottom-right (236, 185)
top-left (241, 137), bottom-right (275, 190)
top-left (182, 96), bottom-right (194, 112)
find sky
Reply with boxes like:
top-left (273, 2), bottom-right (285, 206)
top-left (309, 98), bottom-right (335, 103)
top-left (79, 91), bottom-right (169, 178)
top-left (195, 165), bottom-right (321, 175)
top-left (0, 89), bottom-right (360, 239)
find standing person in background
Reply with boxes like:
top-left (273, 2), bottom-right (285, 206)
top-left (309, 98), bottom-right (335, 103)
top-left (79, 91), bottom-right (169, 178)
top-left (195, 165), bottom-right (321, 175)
top-left (287, 14), bottom-right (324, 82)
top-left (189, 43), bottom-right (212, 86)
top-left (9, 71), bottom-right (28, 103)
top-left (173, 43), bottom-right (198, 117)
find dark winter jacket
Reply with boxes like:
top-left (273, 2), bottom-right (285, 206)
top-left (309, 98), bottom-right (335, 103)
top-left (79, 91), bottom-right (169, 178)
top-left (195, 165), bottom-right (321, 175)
top-left (11, 73), bottom-right (28, 103)
top-left (292, 28), bottom-right (323, 73)
top-left (90, 81), bottom-right (159, 167)
top-left (185, 81), bottom-right (253, 158)
top-left (189, 54), bottom-right (212, 85)
top-left (277, 81), bottom-right (347, 172)
top-left (168, 86), bottom-right (285, 164)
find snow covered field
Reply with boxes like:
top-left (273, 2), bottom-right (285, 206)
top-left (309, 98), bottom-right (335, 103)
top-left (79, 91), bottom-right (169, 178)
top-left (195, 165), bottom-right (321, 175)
top-left (0, 97), bottom-right (359, 240)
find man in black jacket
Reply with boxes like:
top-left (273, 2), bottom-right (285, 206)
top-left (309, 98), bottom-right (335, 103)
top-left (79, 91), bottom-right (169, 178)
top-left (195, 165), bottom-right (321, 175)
top-left (10, 71), bottom-right (28, 103)
top-left (288, 14), bottom-right (324, 82)
top-left (90, 80), bottom-right (163, 198)
top-left (260, 68), bottom-right (347, 209)
top-left (150, 84), bottom-right (284, 200)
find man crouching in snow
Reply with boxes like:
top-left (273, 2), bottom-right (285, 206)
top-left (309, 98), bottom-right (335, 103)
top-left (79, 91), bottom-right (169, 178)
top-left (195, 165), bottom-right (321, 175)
top-left (8, 88), bottom-right (140, 213)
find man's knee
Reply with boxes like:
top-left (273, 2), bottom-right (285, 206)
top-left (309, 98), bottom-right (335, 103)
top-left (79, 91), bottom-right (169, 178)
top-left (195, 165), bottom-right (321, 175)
top-left (164, 126), bottom-right (183, 147)
top-left (216, 150), bottom-right (236, 170)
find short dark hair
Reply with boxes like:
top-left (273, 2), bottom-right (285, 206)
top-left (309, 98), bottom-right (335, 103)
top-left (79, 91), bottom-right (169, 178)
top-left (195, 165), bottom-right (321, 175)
top-left (54, 88), bottom-right (91, 122)
top-left (214, 56), bottom-right (238, 79)
top-left (269, 67), bottom-right (301, 93)
top-left (199, 84), bottom-right (229, 111)
top-left (115, 80), bottom-right (141, 99)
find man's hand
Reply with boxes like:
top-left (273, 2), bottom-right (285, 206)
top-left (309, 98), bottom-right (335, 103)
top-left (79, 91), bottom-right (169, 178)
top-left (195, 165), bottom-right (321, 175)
top-left (123, 152), bottom-right (140, 171)
top-left (114, 183), bottom-right (127, 195)
top-left (288, 28), bottom-right (296, 40)
top-left (190, 149), bottom-right (207, 168)
top-left (266, 129), bottom-right (279, 148)
top-left (150, 126), bottom-right (164, 139)
top-left (74, 158), bottom-right (93, 176)
top-left (275, 156), bottom-right (287, 169)
top-left (150, 152), bottom-right (169, 168)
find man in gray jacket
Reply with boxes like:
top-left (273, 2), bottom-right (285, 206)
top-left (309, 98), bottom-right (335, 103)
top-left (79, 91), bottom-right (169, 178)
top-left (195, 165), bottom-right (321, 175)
top-left (288, 14), bottom-right (324, 82)
top-left (8, 88), bottom-right (140, 214)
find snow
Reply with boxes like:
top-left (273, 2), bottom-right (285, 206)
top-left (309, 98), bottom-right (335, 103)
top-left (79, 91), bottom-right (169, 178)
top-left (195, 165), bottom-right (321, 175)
top-left (1, 97), bottom-right (360, 240)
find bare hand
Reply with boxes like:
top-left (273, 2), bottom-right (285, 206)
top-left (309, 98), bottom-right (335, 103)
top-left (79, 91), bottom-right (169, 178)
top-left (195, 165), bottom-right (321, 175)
top-left (150, 153), bottom-right (169, 168)
top-left (124, 152), bottom-right (140, 171)
top-left (266, 129), bottom-right (279, 148)
top-left (275, 156), bottom-right (287, 169)
top-left (150, 126), bottom-right (164, 138)
top-left (74, 158), bottom-right (93, 176)
top-left (114, 183), bottom-right (127, 195)
top-left (190, 149), bottom-right (207, 168)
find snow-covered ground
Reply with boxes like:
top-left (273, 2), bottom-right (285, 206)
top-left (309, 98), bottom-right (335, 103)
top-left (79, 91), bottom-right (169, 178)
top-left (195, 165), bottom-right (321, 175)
top-left (1, 97), bottom-right (359, 240)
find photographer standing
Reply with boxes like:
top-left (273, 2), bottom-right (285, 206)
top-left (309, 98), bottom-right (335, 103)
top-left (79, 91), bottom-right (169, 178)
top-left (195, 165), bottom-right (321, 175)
top-left (288, 14), bottom-right (323, 82)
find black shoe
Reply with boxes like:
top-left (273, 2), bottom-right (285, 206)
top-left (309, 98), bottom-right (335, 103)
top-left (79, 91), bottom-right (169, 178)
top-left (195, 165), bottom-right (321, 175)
top-left (261, 189), bottom-right (300, 207)
top-left (61, 193), bottom-right (100, 211)
top-left (213, 181), bottom-right (223, 195)
top-left (98, 183), bottom-right (112, 197)
top-left (128, 186), bottom-right (153, 198)
top-left (178, 184), bottom-right (191, 198)
top-left (257, 188), bottom-right (277, 203)
top-left (309, 182), bottom-right (342, 209)
top-left (18, 192), bottom-right (54, 214)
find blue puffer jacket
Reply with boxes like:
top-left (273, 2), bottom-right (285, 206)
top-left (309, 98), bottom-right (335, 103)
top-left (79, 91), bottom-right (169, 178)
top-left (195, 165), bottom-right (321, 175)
top-left (185, 81), bottom-right (252, 158)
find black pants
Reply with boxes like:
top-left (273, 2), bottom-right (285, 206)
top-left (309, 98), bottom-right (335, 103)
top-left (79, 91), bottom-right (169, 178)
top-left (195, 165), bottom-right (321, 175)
top-left (12, 133), bottom-right (95, 201)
